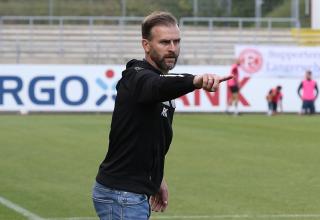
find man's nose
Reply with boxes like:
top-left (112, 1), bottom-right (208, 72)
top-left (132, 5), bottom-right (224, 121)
top-left (168, 41), bottom-right (176, 51)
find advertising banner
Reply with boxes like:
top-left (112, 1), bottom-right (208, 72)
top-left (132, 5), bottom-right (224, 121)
top-left (235, 45), bottom-right (320, 78)
top-left (0, 65), bottom-right (319, 113)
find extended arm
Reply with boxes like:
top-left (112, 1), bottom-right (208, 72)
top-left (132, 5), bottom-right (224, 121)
top-left (134, 73), bottom-right (195, 103)
top-left (133, 71), bottom-right (232, 104)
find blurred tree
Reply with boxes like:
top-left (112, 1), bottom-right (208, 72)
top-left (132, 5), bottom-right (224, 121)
top-left (0, 0), bottom-right (305, 25)
top-left (262, 0), bottom-right (285, 15)
top-left (231, 0), bottom-right (255, 17)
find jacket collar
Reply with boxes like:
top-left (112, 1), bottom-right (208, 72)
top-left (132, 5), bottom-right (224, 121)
top-left (126, 59), bottom-right (163, 75)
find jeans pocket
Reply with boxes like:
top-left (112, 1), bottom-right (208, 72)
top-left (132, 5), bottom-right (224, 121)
top-left (92, 183), bottom-right (115, 204)
top-left (92, 184), bottom-right (114, 220)
top-left (123, 193), bottom-right (148, 205)
top-left (122, 194), bottom-right (149, 220)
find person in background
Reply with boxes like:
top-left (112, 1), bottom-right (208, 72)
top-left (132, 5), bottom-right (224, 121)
top-left (226, 59), bottom-right (241, 115)
top-left (266, 89), bottom-right (273, 116)
top-left (297, 70), bottom-right (318, 115)
top-left (266, 85), bottom-right (283, 116)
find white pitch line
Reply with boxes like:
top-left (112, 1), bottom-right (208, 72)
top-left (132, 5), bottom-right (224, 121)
top-left (257, 214), bottom-right (320, 219)
top-left (0, 196), bottom-right (44, 220)
top-left (151, 215), bottom-right (248, 219)
top-left (152, 214), bottom-right (320, 219)
top-left (46, 214), bottom-right (320, 220)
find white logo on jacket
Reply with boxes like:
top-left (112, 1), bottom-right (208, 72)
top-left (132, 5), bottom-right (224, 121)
top-left (161, 107), bottom-right (168, 118)
top-left (162, 100), bottom-right (176, 108)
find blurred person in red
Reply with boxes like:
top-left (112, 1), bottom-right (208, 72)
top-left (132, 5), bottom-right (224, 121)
top-left (297, 70), bottom-right (318, 115)
top-left (226, 59), bottom-right (241, 115)
top-left (266, 85), bottom-right (283, 116)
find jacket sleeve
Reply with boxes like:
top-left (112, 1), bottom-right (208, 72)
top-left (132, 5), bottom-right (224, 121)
top-left (131, 70), bottom-right (196, 104)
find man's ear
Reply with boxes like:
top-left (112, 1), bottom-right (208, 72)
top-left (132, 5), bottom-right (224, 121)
top-left (142, 39), bottom-right (150, 53)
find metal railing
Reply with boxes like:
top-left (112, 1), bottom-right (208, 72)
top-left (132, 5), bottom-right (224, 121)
top-left (180, 16), bottom-right (300, 29)
top-left (0, 15), bottom-right (299, 27)
top-left (0, 16), bottom-right (144, 26)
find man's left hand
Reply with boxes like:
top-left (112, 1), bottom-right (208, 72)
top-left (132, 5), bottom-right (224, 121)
top-left (150, 179), bottom-right (168, 212)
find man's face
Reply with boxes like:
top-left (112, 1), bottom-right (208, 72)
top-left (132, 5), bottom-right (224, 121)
top-left (143, 25), bottom-right (180, 73)
top-left (306, 72), bottom-right (312, 80)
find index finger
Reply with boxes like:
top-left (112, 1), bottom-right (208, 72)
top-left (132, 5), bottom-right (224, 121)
top-left (219, 74), bottom-right (233, 83)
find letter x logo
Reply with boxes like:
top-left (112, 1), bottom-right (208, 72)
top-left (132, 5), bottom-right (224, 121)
top-left (161, 107), bottom-right (168, 117)
top-left (95, 69), bottom-right (117, 106)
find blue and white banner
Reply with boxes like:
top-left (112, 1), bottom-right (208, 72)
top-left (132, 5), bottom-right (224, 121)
top-left (0, 65), bottom-right (122, 112)
top-left (0, 65), bottom-right (319, 113)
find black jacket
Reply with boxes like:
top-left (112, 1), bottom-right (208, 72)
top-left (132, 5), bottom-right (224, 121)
top-left (96, 59), bottom-right (196, 196)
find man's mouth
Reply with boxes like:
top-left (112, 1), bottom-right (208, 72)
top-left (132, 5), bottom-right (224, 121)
top-left (165, 57), bottom-right (176, 62)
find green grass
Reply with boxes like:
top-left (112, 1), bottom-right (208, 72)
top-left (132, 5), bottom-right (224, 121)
top-left (1, 114), bottom-right (320, 220)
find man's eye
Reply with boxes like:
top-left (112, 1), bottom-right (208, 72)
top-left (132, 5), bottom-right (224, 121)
top-left (160, 41), bottom-right (170, 45)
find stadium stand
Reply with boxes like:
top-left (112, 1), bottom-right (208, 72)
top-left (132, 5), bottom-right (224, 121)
top-left (0, 17), bottom-right (298, 65)
top-left (291, 28), bottom-right (320, 46)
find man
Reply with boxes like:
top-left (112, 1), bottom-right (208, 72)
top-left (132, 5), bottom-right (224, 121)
top-left (266, 85), bottom-right (283, 116)
top-left (298, 70), bottom-right (318, 115)
top-left (92, 11), bottom-right (232, 220)
top-left (226, 59), bottom-right (241, 115)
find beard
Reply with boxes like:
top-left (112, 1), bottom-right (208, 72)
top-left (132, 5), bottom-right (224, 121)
top-left (149, 49), bottom-right (179, 73)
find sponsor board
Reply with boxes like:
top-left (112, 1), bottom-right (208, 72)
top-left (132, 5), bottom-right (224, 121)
top-left (0, 65), bottom-right (319, 113)
top-left (235, 45), bottom-right (320, 78)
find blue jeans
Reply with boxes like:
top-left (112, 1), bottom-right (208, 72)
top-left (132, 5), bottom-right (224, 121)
top-left (92, 182), bottom-right (150, 220)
